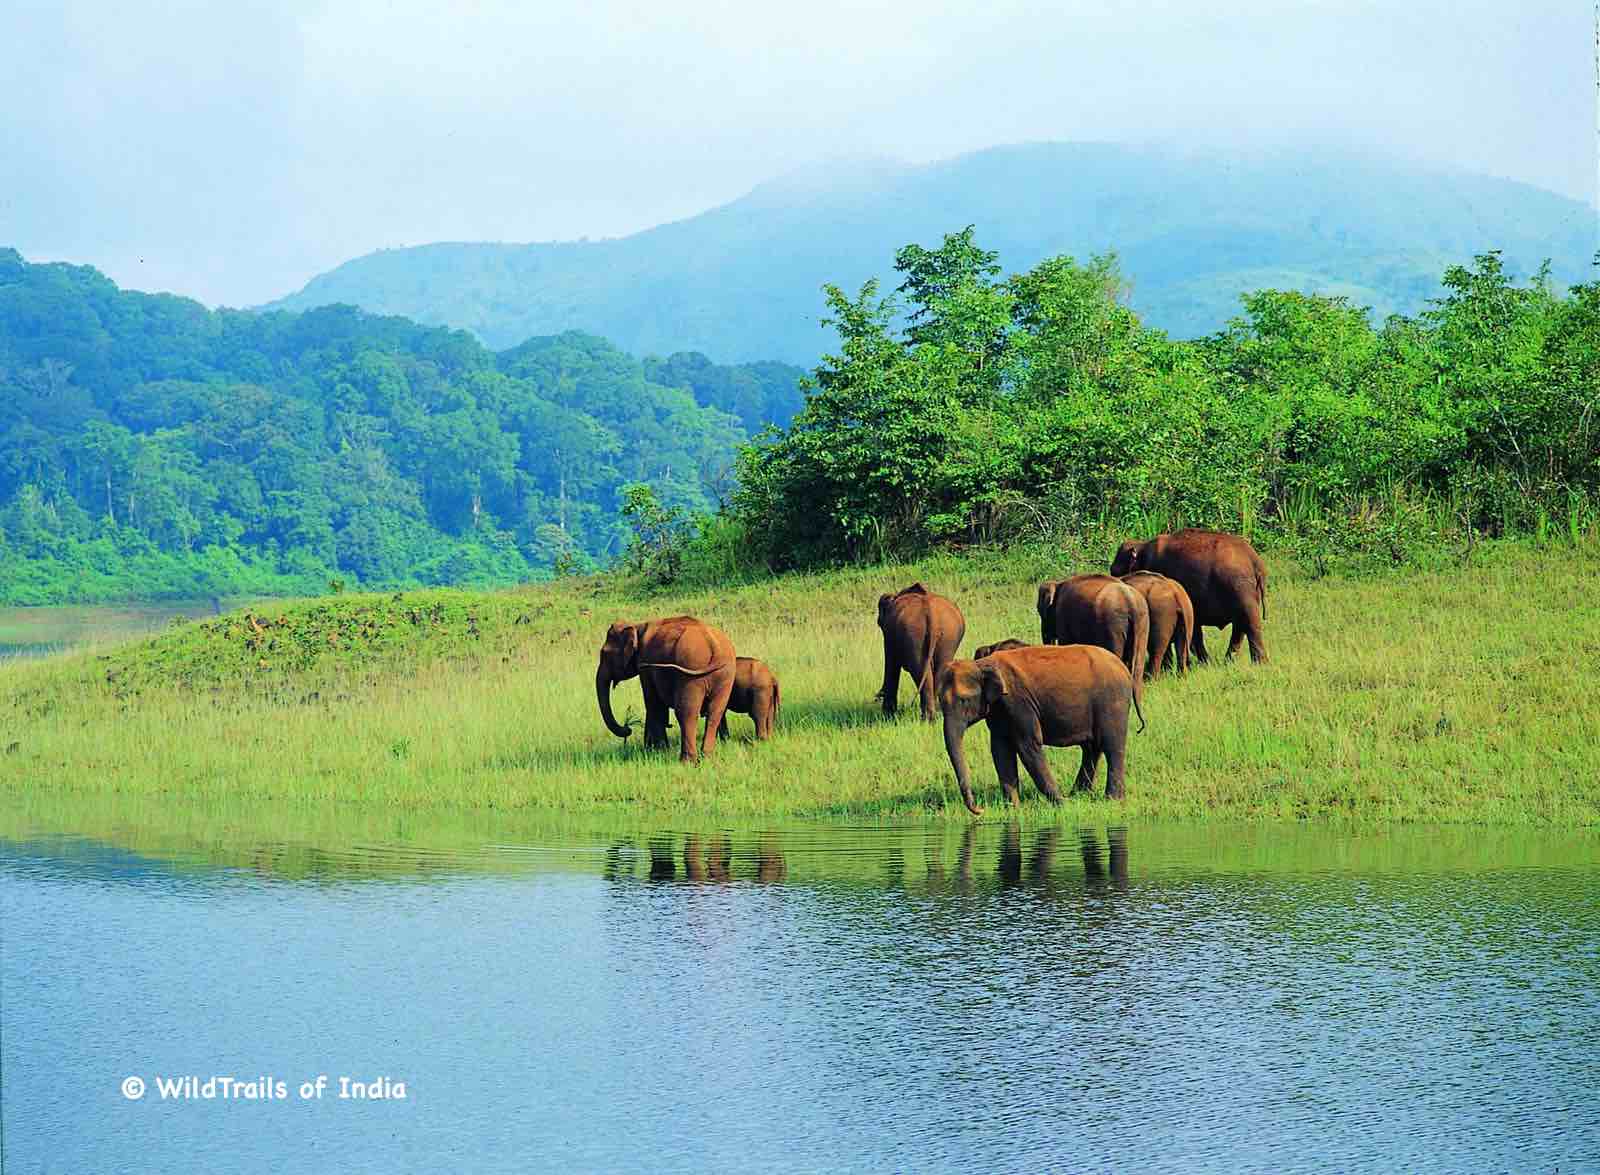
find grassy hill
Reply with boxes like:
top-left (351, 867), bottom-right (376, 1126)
top-left (4, 541), bottom-right (1597, 825)
top-left (0, 250), bottom-right (806, 601)
top-left (267, 142), bottom-right (1597, 362)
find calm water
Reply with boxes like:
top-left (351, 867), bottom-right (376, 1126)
top-left (3, 817), bottom-right (1598, 1173)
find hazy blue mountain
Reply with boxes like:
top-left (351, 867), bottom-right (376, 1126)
top-left (268, 142), bottom-right (1596, 363)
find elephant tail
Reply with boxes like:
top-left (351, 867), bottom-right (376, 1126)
top-left (915, 613), bottom-right (938, 697)
top-left (1175, 597), bottom-right (1191, 667)
top-left (1131, 681), bottom-right (1147, 734)
top-left (1255, 561), bottom-right (1268, 620)
top-left (639, 659), bottom-right (732, 677)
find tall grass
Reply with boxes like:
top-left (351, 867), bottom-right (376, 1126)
top-left (2, 540), bottom-right (1598, 825)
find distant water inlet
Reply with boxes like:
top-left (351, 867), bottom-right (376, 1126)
top-left (0, 599), bottom-right (231, 660)
top-left (4, 819), bottom-right (1598, 1173)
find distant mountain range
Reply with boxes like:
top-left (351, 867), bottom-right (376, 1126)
top-left (267, 142), bottom-right (1596, 364)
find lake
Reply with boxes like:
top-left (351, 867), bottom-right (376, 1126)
top-left (0, 600), bottom-right (233, 660)
top-left (3, 804), bottom-right (1597, 1173)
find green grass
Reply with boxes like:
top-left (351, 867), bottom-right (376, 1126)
top-left (2, 542), bottom-right (1598, 825)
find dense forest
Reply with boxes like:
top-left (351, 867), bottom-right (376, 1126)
top-left (703, 231), bottom-right (1599, 577)
top-left (6, 229), bottom-right (1596, 604)
top-left (0, 249), bottom-right (803, 603)
top-left (270, 143), bottom-right (1594, 362)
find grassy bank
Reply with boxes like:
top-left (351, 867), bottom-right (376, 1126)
top-left (2, 542), bottom-right (1598, 825)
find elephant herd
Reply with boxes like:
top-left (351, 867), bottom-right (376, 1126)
top-left (594, 528), bottom-right (1269, 815)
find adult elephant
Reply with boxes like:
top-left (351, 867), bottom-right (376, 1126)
top-left (1043, 574), bottom-right (1149, 710)
top-left (1111, 529), bottom-right (1268, 662)
top-left (938, 645), bottom-right (1143, 815)
top-left (595, 615), bottom-right (736, 762)
top-left (1119, 571), bottom-right (1195, 677)
top-left (877, 582), bottom-right (965, 720)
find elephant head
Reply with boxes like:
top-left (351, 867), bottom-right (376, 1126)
top-left (1035, 581), bottom-right (1060, 644)
top-left (938, 658), bottom-right (1011, 816)
top-left (876, 592), bottom-right (895, 629)
top-left (596, 621), bottom-right (644, 738)
top-left (1110, 540), bottom-right (1146, 576)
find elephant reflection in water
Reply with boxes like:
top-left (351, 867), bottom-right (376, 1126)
top-left (1079, 827), bottom-right (1129, 889)
top-left (997, 824), bottom-right (1065, 889)
top-left (754, 836), bottom-right (787, 883)
top-left (682, 833), bottom-right (733, 882)
top-left (923, 824), bottom-right (981, 891)
top-left (637, 831), bottom-right (786, 883)
top-left (924, 824), bottom-right (1128, 890)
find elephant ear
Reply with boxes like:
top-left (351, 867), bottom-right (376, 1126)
top-left (614, 622), bottom-right (641, 667)
top-left (980, 661), bottom-right (1011, 706)
top-left (1035, 582), bottom-right (1057, 615)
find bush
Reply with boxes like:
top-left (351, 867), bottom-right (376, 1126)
top-left (714, 237), bottom-right (1600, 576)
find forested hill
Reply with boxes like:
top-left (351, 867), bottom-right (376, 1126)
top-left (267, 142), bottom-right (1595, 363)
top-left (0, 249), bottom-right (804, 603)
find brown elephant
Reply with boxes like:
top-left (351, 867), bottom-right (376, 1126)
top-left (1040, 574), bottom-right (1149, 709)
top-left (700, 656), bottom-right (780, 740)
top-left (1118, 571), bottom-right (1195, 677)
top-left (938, 644), bottom-right (1143, 815)
top-left (877, 582), bottom-right (966, 720)
top-left (974, 638), bottom-right (1029, 660)
top-left (1111, 529), bottom-right (1268, 662)
top-left (596, 615), bottom-right (736, 762)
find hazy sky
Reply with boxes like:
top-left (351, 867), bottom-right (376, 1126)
top-left (3, 0), bottom-right (1594, 307)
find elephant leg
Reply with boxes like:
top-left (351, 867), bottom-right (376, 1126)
top-left (641, 673), bottom-right (670, 749)
top-left (918, 663), bottom-right (939, 722)
top-left (754, 692), bottom-right (774, 739)
top-left (1017, 738), bottom-right (1064, 806)
top-left (1073, 744), bottom-right (1100, 794)
top-left (718, 716), bottom-right (730, 740)
top-left (1242, 603), bottom-right (1268, 663)
top-left (1103, 728), bottom-right (1127, 800)
top-left (699, 673), bottom-right (735, 759)
top-left (989, 730), bottom-right (1022, 808)
top-left (880, 642), bottom-right (900, 716)
top-left (673, 686), bottom-right (705, 763)
top-left (1226, 621), bottom-right (1247, 661)
top-left (1191, 625), bottom-right (1211, 664)
top-left (1148, 617), bottom-right (1174, 679)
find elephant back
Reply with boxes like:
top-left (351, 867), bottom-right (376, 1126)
top-left (641, 616), bottom-right (736, 675)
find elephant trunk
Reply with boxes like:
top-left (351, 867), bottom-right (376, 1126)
top-left (596, 665), bottom-right (633, 739)
top-left (944, 716), bottom-right (983, 816)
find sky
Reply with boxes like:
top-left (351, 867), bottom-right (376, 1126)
top-left (2, 0), bottom-right (1594, 308)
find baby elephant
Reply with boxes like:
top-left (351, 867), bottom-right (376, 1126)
top-left (700, 656), bottom-right (780, 740)
top-left (973, 638), bottom-right (1029, 660)
top-left (938, 645), bottom-right (1143, 815)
